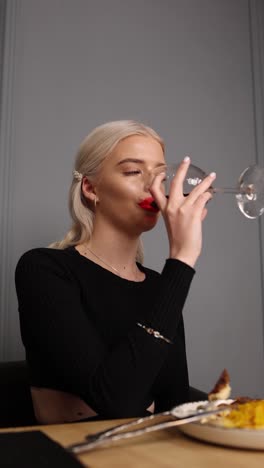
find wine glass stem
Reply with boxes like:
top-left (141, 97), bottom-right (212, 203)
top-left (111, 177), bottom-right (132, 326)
top-left (211, 187), bottom-right (239, 194)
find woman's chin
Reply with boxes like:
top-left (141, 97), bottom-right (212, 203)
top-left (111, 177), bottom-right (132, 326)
top-left (140, 212), bottom-right (160, 231)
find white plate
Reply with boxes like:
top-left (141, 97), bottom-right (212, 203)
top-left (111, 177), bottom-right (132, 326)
top-left (177, 400), bottom-right (264, 450)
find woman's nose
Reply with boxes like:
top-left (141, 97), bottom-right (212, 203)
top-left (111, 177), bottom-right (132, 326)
top-left (143, 172), bottom-right (156, 192)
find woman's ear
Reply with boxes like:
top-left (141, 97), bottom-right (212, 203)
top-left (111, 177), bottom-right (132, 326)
top-left (81, 176), bottom-right (98, 204)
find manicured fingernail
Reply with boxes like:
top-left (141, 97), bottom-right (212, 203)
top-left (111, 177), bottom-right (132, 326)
top-left (183, 156), bottom-right (190, 162)
top-left (209, 172), bottom-right (216, 178)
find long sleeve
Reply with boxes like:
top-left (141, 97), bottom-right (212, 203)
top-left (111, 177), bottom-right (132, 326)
top-left (15, 248), bottom-right (194, 418)
top-left (143, 258), bottom-right (195, 341)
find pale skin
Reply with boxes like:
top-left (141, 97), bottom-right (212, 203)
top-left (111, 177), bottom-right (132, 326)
top-left (32, 135), bottom-right (216, 423)
top-left (78, 134), bottom-right (216, 273)
top-left (151, 156), bottom-right (215, 267)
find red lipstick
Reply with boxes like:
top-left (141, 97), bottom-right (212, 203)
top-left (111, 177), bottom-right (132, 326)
top-left (138, 197), bottom-right (159, 213)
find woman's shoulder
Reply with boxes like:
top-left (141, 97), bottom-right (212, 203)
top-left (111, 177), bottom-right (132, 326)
top-left (17, 247), bottom-right (69, 265)
top-left (15, 247), bottom-right (86, 292)
top-left (15, 247), bottom-right (80, 276)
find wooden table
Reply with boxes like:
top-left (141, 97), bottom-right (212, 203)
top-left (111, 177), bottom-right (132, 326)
top-left (1, 419), bottom-right (264, 468)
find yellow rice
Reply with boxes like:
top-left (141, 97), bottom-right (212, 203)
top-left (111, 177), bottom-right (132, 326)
top-left (220, 401), bottom-right (264, 429)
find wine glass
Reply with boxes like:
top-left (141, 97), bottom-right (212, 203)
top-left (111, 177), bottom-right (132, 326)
top-left (164, 163), bottom-right (264, 219)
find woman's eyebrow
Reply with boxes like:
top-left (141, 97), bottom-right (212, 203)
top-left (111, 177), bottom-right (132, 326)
top-left (116, 158), bottom-right (166, 167)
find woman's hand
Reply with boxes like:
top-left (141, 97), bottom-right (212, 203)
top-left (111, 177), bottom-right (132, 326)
top-left (150, 157), bottom-right (216, 268)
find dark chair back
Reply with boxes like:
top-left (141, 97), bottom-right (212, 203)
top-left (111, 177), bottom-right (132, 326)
top-left (189, 386), bottom-right (207, 402)
top-left (0, 360), bottom-right (36, 427)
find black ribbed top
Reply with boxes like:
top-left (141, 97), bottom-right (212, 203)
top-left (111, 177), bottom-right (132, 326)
top-left (15, 247), bottom-right (195, 419)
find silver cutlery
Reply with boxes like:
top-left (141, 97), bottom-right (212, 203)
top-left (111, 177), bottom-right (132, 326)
top-left (67, 403), bottom-right (232, 453)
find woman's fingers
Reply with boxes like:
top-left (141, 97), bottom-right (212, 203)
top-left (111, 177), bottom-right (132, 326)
top-left (168, 156), bottom-right (191, 205)
top-left (185, 172), bottom-right (216, 205)
top-left (150, 159), bottom-right (215, 227)
top-left (151, 158), bottom-right (215, 268)
top-left (193, 190), bottom-right (213, 217)
top-left (149, 171), bottom-right (167, 211)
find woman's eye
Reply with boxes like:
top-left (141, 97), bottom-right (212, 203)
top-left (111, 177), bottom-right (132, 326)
top-left (123, 170), bottom-right (142, 176)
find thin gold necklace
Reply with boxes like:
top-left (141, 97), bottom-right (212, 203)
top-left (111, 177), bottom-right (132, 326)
top-left (83, 245), bottom-right (139, 280)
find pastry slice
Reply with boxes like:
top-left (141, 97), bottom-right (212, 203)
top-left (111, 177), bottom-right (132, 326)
top-left (208, 369), bottom-right (231, 401)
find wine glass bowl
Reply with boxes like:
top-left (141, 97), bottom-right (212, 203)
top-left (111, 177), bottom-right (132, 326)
top-left (164, 164), bottom-right (208, 196)
top-left (236, 165), bottom-right (264, 219)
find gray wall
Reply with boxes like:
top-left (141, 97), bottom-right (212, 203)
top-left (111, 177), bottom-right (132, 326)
top-left (0, 0), bottom-right (263, 397)
top-left (0, 1), bottom-right (6, 110)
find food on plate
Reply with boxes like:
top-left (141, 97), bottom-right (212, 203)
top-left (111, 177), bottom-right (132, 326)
top-left (201, 369), bottom-right (264, 429)
top-left (219, 400), bottom-right (264, 429)
top-left (208, 369), bottom-right (231, 401)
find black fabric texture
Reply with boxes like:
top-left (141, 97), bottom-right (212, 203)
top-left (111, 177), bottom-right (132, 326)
top-left (0, 431), bottom-right (84, 467)
top-left (15, 247), bottom-right (195, 419)
top-left (0, 361), bottom-right (36, 427)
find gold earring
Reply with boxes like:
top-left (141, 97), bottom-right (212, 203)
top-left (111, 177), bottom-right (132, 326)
top-left (94, 197), bottom-right (97, 208)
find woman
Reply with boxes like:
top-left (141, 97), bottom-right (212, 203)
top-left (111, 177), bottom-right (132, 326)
top-left (15, 120), bottom-right (215, 424)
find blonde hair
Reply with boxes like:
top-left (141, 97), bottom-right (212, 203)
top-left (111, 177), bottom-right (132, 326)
top-left (50, 120), bottom-right (164, 263)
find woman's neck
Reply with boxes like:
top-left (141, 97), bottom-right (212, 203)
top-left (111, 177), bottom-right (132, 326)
top-left (77, 224), bottom-right (143, 281)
